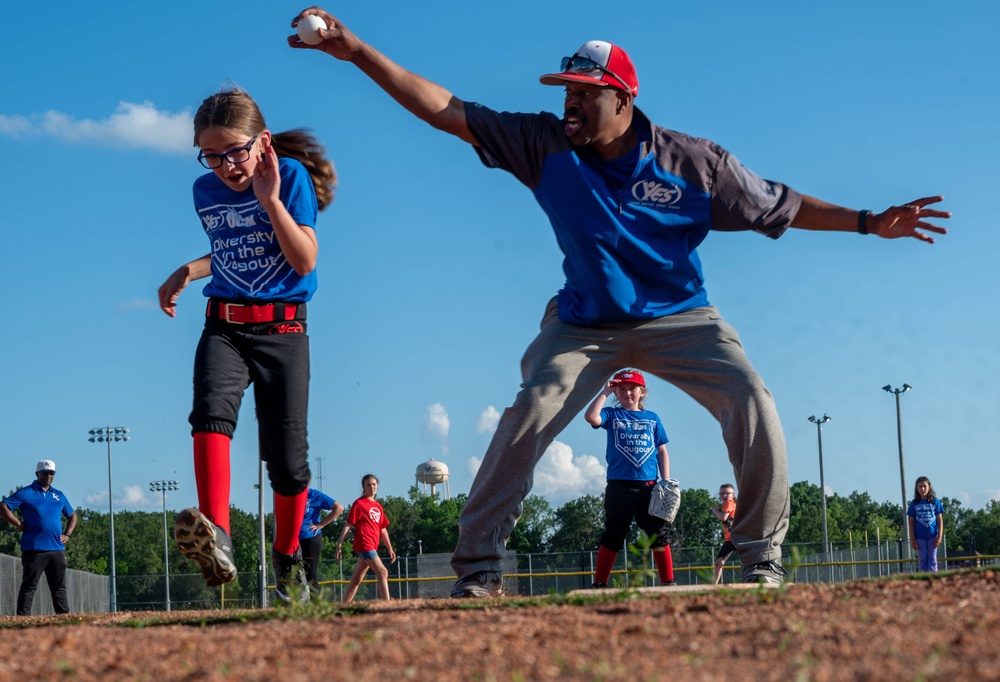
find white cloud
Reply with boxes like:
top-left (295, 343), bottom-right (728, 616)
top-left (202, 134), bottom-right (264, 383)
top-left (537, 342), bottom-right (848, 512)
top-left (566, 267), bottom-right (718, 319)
top-left (467, 456), bottom-right (482, 478)
top-left (118, 298), bottom-right (158, 311)
top-left (424, 403), bottom-right (450, 438)
top-left (464, 443), bottom-right (605, 504)
top-left (423, 403), bottom-right (450, 454)
top-left (84, 486), bottom-right (151, 508)
top-left (0, 101), bottom-right (192, 154)
top-left (533, 440), bottom-right (606, 504)
top-left (84, 491), bottom-right (108, 507)
top-left (475, 405), bottom-right (501, 434)
top-left (120, 485), bottom-right (150, 506)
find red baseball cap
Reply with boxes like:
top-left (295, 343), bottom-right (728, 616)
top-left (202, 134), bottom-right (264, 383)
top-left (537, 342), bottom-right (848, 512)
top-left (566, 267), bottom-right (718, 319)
top-left (612, 370), bottom-right (646, 387)
top-left (539, 41), bottom-right (639, 97)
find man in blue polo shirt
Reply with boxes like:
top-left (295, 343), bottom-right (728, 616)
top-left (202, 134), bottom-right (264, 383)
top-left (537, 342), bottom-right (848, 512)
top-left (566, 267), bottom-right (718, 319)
top-left (1, 460), bottom-right (77, 615)
top-left (288, 10), bottom-right (951, 595)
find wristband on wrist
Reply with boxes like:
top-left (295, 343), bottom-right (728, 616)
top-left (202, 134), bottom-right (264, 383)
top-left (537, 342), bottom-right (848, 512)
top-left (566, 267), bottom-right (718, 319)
top-left (858, 209), bottom-right (873, 235)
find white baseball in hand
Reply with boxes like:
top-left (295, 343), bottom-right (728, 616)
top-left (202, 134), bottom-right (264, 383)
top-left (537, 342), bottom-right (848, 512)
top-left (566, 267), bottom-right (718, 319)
top-left (296, 15), bottom-right (328, 45)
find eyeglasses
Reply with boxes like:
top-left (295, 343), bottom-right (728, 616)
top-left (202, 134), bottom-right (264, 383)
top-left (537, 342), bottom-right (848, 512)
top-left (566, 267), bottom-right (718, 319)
top-left (559, 55), bottom-right (631, 93)
top-left (719, 492), bottom-right (733, 497)
top-left (197, 136), bottom-right (258, 169)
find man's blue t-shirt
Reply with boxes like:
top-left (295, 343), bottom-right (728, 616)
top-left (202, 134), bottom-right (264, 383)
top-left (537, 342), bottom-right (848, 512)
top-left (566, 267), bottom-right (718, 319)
top-left (3, 481), bottom-right (74, 551)
top-left (593, 407), bottom-right (669, 481)
top-left (299, 488), bottom-right (338, 540)
top-left (907, 498), bottom-right (944, 540)
top-left (193, 157), bottom-right (319, 303)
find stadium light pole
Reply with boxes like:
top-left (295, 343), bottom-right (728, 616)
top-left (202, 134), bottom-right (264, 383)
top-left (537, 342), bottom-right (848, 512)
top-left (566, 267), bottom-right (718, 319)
top-left (256, 458), bottom-right (267, 608)
top-left (883, 384), bottom-right (912, 559)
top-left (88, 425), bottom-right (130, 612)
top-left (807, 414), bottom-right (832, 558)
top-left (149, 480), bottom-right (179, 611)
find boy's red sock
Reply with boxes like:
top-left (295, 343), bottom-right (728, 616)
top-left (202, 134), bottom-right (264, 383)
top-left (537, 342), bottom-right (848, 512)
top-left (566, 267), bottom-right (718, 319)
top-left (595, 545), bottom-right (618, 585)
top-left (273, 489), bottom-right (308, 556)
top-left (192, 431), bottom-right (231, 534)
top-left (654, 545), bottom-right (675, 583)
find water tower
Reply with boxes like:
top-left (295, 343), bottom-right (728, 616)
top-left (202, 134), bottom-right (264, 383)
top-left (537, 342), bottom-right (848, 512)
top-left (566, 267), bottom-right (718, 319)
top-left (416, 459), bottom-right (450, 499)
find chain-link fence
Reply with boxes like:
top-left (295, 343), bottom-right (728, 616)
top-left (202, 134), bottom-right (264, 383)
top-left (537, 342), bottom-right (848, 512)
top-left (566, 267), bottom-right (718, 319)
top-left (0, 553), bottom-right (108, 615)
top-left (5, 541), bottom-right (994, 614)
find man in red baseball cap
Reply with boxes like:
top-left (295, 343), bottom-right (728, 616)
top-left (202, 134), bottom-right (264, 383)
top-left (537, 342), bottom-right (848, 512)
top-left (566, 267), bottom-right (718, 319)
top-left (289, 9), bottom-right (950, 596)
top-left (538, 41), bottom-right (639, 97)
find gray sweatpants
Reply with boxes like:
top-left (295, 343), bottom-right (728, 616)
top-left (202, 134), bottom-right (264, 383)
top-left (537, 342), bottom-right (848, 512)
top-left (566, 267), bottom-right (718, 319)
top-left (451, 300), bottom-right (789, 577)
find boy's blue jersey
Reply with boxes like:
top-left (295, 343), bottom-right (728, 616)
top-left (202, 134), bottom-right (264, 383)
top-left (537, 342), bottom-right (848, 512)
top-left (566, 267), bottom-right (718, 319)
top-left (194, 157), bottom-right (319, 303)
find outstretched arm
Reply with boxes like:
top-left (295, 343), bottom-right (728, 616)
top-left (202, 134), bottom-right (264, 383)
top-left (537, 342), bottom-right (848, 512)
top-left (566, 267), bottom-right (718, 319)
top-left (158, 254), bottom-right (211, 317)
top-left (289, 8), bottom-right (475, 145)
top-left (791, 195), bottom-right (950, 244)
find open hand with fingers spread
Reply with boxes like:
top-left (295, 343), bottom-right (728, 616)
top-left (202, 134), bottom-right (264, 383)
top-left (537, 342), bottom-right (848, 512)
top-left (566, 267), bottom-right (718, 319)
top-left (869, 195), bottom-right (950, 244)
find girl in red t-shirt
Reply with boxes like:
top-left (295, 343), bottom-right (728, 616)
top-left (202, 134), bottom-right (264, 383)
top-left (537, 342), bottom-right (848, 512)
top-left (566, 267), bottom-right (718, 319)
top-left (335, 474), bottom-right (396, 601)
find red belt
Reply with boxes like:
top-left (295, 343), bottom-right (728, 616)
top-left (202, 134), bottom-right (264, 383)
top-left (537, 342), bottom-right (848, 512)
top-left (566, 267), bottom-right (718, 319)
top-left (206, 299), bottom-right (301, 325)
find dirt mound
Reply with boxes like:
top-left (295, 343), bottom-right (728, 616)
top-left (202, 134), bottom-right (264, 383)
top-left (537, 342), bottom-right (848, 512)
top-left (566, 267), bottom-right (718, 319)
top-left (2, 569), bottom-right (997, 681)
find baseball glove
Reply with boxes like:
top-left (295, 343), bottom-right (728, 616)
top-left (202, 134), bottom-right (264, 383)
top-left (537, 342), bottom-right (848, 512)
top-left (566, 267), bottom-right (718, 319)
top-left (648, 478), bottom-right (681, 523)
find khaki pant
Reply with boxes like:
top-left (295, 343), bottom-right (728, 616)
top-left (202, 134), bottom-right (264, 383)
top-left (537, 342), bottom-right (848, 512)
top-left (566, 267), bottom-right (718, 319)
top-left (451, 301), bottom-right (789, 577)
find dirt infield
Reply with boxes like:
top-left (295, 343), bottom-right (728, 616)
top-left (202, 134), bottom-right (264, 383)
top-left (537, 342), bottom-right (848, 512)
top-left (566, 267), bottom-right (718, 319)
top-left (2, 569), bottom-right (997, 681)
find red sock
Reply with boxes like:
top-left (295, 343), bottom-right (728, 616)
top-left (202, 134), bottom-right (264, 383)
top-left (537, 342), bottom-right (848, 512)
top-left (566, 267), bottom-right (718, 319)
top-left (654, 546), bottom-right (675, 583)
top-left (273, 489), bottom-right (308, 556)
top-left (193, 432), bottom-right (231, 534)
top-left (595, 545), bottom-right (618, 585)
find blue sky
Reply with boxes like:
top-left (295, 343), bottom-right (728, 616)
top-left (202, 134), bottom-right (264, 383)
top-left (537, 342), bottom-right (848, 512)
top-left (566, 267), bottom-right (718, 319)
top-left (2, 1), bottom-right (997, 525)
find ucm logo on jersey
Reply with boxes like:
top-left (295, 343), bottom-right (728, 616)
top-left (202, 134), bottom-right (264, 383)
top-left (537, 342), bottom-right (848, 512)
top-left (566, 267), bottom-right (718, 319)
top-left (631, 180), bottom-right (682, 207)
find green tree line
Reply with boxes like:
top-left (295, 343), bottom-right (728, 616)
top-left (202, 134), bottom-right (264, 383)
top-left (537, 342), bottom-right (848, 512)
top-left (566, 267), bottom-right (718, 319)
top-left (1, 482), bottom-right (997, 599)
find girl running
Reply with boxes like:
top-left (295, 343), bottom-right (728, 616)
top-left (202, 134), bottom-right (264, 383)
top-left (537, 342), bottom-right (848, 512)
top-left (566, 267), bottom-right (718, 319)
top-left (161, 88), bottom-right (336, 603)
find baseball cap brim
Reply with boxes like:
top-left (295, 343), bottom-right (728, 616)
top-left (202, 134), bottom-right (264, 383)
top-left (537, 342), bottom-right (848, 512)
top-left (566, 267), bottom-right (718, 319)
top-left (539, 72), bottom-right (614, 88)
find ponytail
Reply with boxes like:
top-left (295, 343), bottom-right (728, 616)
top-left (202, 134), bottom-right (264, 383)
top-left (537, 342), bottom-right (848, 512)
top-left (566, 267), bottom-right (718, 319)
top-left (270, 129), bottom-right (337, 211)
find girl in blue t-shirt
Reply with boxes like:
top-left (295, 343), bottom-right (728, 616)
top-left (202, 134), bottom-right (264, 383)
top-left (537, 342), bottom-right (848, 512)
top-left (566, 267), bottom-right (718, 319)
top-left (159, 88), bottom-right (336, 602)
top-left (584, 369), bottom-right (675, 587)
top-left (907, 476), bottom-right (945, 572)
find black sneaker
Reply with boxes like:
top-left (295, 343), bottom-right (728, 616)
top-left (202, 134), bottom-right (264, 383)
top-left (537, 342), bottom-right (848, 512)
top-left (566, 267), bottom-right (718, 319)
top-left (174, 508), bottom-right (237, 587)
top-left (742, 560), bottom-right (788, 584)
top-left (591, 582), bottom-right (608, 589)
top-left (663, 579), bottom-right (677, 586)
top-left (450, 571), bottom-right (504, 598)
top-left (273, 547), bottom-right (309, 603)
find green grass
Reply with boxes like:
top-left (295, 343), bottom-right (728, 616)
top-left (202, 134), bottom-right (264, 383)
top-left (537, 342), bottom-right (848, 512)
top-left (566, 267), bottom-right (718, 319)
top-left (5, 566), bottom-right (992, 630)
